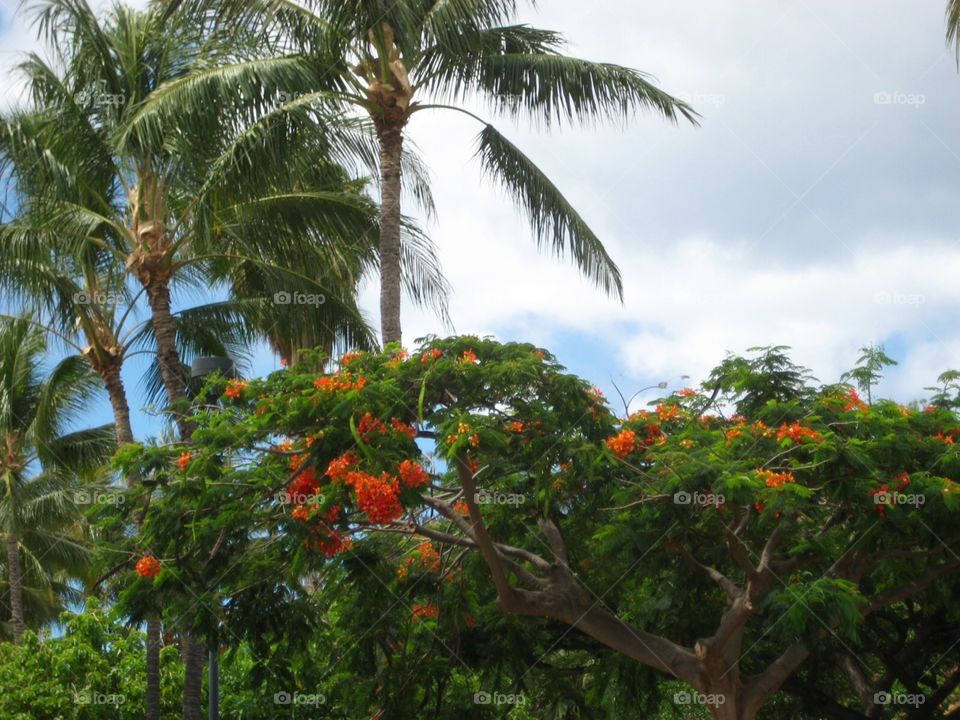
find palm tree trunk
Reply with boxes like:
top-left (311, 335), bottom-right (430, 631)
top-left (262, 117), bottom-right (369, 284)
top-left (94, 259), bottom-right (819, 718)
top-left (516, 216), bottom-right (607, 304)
top-left (181, 633), bottom-right (206, 720)
top-left (144, 282), bottom-right (191, 435)
top-left (6, 533), bottom-right (24, 644)
top-left (142, 279), bottom-right (207, 720)
top-left (378, 126), bottom-right (404, 345)
top-left (101, 364), bottom-right (135, 446)
top-left (100, 360), bottom-right (163, 720)
top-left (146, 617), bottom-right (162, 718)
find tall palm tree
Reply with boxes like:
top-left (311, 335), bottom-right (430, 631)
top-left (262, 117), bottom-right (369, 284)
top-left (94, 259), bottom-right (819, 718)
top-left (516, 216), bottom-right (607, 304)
top-left (0, 318), bottom-right (114, 645)
top-left (168, 0), bottom-right (697, 343)
top-left (10, 3), bottom-right (445, 716)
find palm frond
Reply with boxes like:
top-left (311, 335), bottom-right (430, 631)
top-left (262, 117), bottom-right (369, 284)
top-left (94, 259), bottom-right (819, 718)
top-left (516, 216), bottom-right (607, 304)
top-left (425, 43), bottom-right (698, 127)
top-left (949, 0), bottom-right (960, 63)
top-left (474, 123), bottom-right (623, 299)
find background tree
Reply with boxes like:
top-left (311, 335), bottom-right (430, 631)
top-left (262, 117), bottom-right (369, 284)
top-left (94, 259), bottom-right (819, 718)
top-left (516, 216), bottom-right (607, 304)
top-left (157, 0), bottom-right (696, 344)
top-left (118, 339), bottom-right (960, 719)
top-left (0, 318), bottom-right (114, 644)
top-left (840, 344), bottom-right (898, 405)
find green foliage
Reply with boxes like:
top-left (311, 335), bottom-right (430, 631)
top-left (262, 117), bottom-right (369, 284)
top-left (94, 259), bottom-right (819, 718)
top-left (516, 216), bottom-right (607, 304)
top-left (109, 337), bottom-right (960, 718)
top-left (0, 601), bottom-right (182, 719)
top-left (840, 343), bottom-right (898, 404)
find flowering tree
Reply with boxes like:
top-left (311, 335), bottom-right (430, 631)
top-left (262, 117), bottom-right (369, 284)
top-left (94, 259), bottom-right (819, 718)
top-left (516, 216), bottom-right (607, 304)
top-left (116, 338), bottom-right (960, 720)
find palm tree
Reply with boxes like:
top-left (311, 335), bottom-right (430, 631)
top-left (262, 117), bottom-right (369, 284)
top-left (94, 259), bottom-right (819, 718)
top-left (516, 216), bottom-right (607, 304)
top-left (0, 318), bottom-right (114, 645)
top-left (9, 3), bottom-right (445, 716)
top-left (169, 0), bottom-right (697, 343)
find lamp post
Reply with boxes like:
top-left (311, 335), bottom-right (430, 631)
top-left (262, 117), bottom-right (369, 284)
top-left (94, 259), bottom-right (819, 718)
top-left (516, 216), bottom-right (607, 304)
top-left (189, 356), bottom-right (237, 720)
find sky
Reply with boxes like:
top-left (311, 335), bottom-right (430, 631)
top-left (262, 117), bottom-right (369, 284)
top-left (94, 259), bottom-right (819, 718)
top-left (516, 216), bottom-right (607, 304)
top-left (1, 0), bottom-right (958, 437)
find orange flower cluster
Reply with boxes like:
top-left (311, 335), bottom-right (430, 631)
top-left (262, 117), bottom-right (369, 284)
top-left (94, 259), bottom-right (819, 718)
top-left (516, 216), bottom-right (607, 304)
top-left (460, 349), bottom-right (478, 364)
top-left (287, 467), bottom-right (321, 503)
top-left (345, 471), bottom-right (402, 524)
top-left (606, 429), bottom-right (638, 458)
top-left (177, 451), bottom-right (192, 471)
top-left (135, 555), bottom-right (162, 578)
top-left (453, 499), bottom-right (470, 516)
top-left (507, 421), bottom-right (525, 433)
top-left (398, 541), bottom-right (442, 580)
top-left (776, 422), bottom-right (823, 444)
top-left (677, 388), bottom-right (697, 398)
top-left (306, 526), bottom-right (352, 557)
top-left (385, 350), bottom-right (409, 369)
top-left (411, 603), bottom-right (439, 620)
top-left (391, 417), bottom-right (417, 439)
top-left (420, 348), bottom-right (443, 363)
top-left (358, 412), bottom-right (387, 440)
top-left (398, 459), bottom-right (429, 489)
top-left (757, 469), bottom-right (796, 488)
top-left (446, 421), bottom-right (479, 447)
top-left (314, 372), bottom-right (367, 393)
top-left (656, 404), bottom-right (681, 422)
top-left (291, 505), bottom-right (310, 522)
top-left (326, 452), bottom-right (359, 482)
top-left (607, 423), bottom-right (665, 459)
top-left (892, 472), bottom-right (910, 490)
top-left (224, 380), bottom-right (247, 400)
top-left (843, 388), bottom-right (868, 412)
top-left (935, 431), bottom-right (957, 445)
top-left (339, 352), bottom-right (363, 366)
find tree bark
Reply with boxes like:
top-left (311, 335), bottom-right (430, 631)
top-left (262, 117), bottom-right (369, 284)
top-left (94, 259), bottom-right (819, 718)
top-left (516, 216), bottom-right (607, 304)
top-left (101, 364), bottom-right (135, 446)
top-left (143, 280), bottom-right (206, 720)
top-left (144, 282), bottom-right (192, 437)
top-left (146, 618), bottom-right (162, 719)
top-left (181, 633), bottom-right (205, 720)
top-left (6, 532), bottom-right (24, 645)
top-left (377, 125), bottom-right (404, 346)
top-left (99, 357), bottom-right (163, 720)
